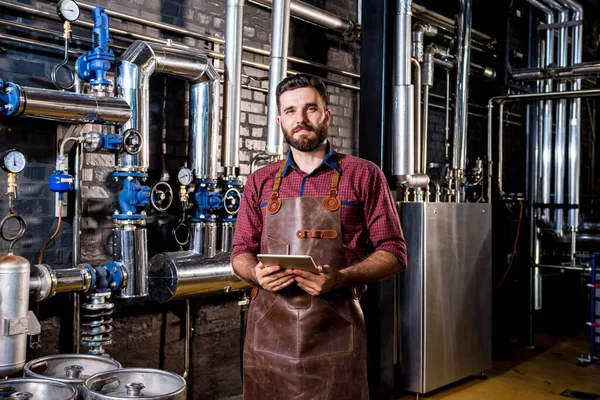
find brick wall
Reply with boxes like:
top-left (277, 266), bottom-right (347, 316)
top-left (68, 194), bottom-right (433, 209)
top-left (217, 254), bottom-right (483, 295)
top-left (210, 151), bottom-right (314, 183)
top-left (0, 0), bottom-right (359, 398)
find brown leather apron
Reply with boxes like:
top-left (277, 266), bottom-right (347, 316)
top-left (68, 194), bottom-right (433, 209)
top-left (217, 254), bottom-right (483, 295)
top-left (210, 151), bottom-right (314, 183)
top-left (243, 159), bottom-right (369, 400)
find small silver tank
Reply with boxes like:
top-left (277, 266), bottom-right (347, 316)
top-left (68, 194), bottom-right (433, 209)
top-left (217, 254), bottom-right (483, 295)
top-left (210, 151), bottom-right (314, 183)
top-left (0, 378), bottom-right (77, 399)
top-left (0, 254), bottom-right (30, 376)
top-left (81, 368), bottom-right (186, 400)
top-left (24, 354), bottom-right (121, 396)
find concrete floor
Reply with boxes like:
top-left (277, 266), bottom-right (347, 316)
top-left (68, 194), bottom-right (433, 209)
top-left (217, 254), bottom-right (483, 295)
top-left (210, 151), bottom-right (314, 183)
top-left (397, 334), bottom-right (600, 400)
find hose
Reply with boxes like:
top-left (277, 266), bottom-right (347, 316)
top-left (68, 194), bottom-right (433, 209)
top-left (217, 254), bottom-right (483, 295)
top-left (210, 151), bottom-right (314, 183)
top-left (39, 199), bottom-right (63, 264)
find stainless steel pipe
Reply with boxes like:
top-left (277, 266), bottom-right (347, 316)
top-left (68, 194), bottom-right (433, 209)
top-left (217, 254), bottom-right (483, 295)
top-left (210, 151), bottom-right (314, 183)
top-left (265, 0), bottom-right (291, 157)
top-left (222, 0), bottom-right (245, 175)
top-left (114, 226), bottom-right (148, 298)
top-left (190, 79), bottom-right (220, 180)
top-left (148, 252), bottom-right (250, 302)
top-left (451, 0), bottom-right (472, 173)
top-left (1, 85), bottom-right (131, 124)
top-left (248, 0), bottom-right (355, 36)
top-left (412, 58), bottom-right (422, 174)
top-left (511, 62), bottom-right (600, 81)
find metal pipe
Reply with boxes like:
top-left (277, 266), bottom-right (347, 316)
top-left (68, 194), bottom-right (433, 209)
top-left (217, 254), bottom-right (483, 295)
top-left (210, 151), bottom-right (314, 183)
top-left (512, 62), bottom-right (600, 80)
top-left (72, 143), bottom-right (83, 354)
top-left (541, 1), bottom-right (568, 236)
top-left (498, 102), bottom-right (505, 195)
top-left (2, 0), bottom-right (360, 85)
top-left (222, 0), bottom-right (245, 176)
top-left (488, 88), bottom-right (600, 201)
top-left (394, 0), bottom-right (415, 183)
top-left (265, 0), bottom-right (291, 157)
top-left (183, 299), bottom-right (190, 379)
top-left (190, 79), bottom-right (220, 180)
top-left (562, 0), bottom-right (583, 233)
top-left (0, 84), bottom-right (131, 124)
top-left (119, 41), bottom-right (220, 172)
top-left (247, 0), bottom-right (356, 36)
top-left (422, 85), bottom-right (430, 175)
top-left (451, 0), bottom-right (472, 173)
top-left (533, 263), bottom-right (590, 272)
top-left (148, 252), bottom-right (250, 302)
top-left (412, 22), bottom-right (437, 62)
top-left (445, 68), bottom-right (450, 162)
top-left (412, 58), bottom-right (422, 174)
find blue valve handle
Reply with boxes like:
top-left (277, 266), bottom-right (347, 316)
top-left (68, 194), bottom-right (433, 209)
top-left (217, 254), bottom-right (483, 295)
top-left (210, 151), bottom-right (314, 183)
top-left (76, 7), bottom-right (114, 86)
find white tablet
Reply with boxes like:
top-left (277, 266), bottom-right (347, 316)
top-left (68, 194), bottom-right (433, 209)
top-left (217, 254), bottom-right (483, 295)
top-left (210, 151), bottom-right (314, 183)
top-left (257, 254), bottom-right (319, 274)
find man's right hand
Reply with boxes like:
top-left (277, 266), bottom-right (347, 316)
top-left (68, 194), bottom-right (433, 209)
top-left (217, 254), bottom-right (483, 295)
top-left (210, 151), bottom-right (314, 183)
top-left (255, 262), bottom-right (295, 292)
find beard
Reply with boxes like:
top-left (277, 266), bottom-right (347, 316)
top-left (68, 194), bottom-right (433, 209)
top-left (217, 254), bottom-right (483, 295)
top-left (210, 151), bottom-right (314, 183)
top-left (282, 120), bottom-right (328, 152)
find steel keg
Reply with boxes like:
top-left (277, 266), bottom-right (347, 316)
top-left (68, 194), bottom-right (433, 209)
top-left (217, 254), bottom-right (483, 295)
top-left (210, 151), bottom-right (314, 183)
top-left (81, 368), bottom-right (186, 400)
top-left (0, 378), bottom-right (77, 399)
top-left (24, 354), bottom-right (121, 397)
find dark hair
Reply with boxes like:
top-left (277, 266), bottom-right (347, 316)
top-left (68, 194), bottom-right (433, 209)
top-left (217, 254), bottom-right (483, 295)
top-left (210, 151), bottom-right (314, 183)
top-left (276, 74), bottom-right (328, 113)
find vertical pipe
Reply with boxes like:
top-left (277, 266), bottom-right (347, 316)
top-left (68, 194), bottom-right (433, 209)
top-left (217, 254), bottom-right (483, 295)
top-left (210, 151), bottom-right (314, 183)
top-left (190, 80), bottom-right (219, 180)
top-left (498, 102), bottom-right (505, 195)
top-left (392, 0), bottom-right (414, 182)
top-left (565, 2), bottom-right (583, 233)
top-left (590, 254), bottom-right (597, 361)
top-left (553, 6), bottom-right (568, 236)
top-left (445, 68), bottom-right (450, 162)
top-left (222, 0), bottom-right (245, 176)
top-left (117, 61), bottom-right (148, 171)
top-left (422, 85), bottom-right (429, 174)
top-left (451, 0), bottom-right (472, 173)
top-left (183, 298), bottom-right (191, 379)
top-left (412, 58), bottom-right (422, 174)
top-left (541, 14), bottom-right (554, 224)
top-left (487, 102), bottom-right (493, 202)
top-left (72, 143), bottom-right (82, 354)
top-left (265, 0), bottom-right (291, 157)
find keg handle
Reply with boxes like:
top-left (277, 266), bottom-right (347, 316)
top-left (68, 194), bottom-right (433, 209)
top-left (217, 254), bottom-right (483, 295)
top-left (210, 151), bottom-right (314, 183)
top-left (0, 213), bottom-right (26, 255)
top-left (89, 376), bottom-right (120, 392)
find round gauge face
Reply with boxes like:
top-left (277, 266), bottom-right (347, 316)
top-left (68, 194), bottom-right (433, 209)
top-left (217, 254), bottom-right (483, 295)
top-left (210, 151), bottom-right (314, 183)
top-left (1, 150), bottom-right (26, 173)
top-left (177, 167), bottom-right (193, 186)
top-left (57, 0), bottom-right (80, 22)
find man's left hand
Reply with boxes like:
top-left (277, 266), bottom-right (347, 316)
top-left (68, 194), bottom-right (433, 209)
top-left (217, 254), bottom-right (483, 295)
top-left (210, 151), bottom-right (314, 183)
top-left (293, 265), bottom-right (344, 296)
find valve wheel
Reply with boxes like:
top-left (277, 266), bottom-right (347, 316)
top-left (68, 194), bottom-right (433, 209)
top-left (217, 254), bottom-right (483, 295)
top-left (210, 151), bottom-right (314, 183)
top-left (150, 182), bottom-right (174, 212)
top-left (123, 129), bottom-right (142, 155)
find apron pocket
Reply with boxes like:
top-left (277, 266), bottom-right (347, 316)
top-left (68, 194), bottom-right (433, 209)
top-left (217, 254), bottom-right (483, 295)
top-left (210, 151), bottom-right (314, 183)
top-left (254, 295), bottom-right (299, 358)
top-left (298, 297), bottom-right (354, 359)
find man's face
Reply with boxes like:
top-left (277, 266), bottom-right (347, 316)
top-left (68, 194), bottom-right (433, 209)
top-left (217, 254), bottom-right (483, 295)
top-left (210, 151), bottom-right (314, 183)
top-left (277, 87), bottom-right (331, 152)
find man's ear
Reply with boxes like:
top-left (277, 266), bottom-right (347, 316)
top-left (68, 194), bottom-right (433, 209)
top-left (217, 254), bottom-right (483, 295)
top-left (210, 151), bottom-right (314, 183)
top-left (325, 108), bottom-right (332, 126)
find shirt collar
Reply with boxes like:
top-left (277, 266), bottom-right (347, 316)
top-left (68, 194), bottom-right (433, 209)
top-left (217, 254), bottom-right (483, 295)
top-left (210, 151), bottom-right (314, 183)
top-left (281, 141), bottom-right (339, 176)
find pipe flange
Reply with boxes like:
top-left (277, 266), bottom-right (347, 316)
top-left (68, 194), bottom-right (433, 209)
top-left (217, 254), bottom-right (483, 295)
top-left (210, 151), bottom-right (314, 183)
top-left (30, 264), bottom-right (57, 302)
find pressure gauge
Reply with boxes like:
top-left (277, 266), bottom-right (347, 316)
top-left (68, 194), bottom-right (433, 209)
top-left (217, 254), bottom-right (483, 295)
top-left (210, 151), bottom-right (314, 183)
top-left (177, 167), bottom-right (193, 186)
top-left (1, 149), bottom-right (26, 174)
top-left (57, 0), bottom-right (80, 22)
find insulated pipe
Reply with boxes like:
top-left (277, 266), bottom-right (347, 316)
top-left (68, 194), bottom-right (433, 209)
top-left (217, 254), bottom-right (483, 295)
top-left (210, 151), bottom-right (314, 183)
top-left (487, 88), bottom-right (600, 202)
top-left (412, 22), bottom-right (438, 62)
top-left (118, 41), bottom-right (220, 173)
top-left (394, 0), bottom-right (417, 187)
top-left (248, 0), bottom-right (355, 36)
top-left (0, 84), bottom-right (131, 124)
top-left (526, 0), bottom-right (554, 223)
top-left (190, 79), bottom-right (220, 180)
top-left (451, 0), bottom-right (473, 174)
top-left (265, 0), bottom-right (291, 157)
top-left (561, 0), bottom-right (583, 234)
top-left (222, 0), bottom-right (245, 176)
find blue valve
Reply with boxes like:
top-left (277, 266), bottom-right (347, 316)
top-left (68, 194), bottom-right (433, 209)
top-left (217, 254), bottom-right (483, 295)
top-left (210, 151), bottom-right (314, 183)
top-left (193, 183), bottom-right (224, 221)
top-left (76, 7), bottom-right (114, 87)
top-left (49, 170), bottom-right (74, 199)
top-left (102, 133), bottom-right (123, 153)
top-left (80, 262), bottom-right (125, 292)
top-left (0, 80), bottom-right (21, 117)
top-left (116, 177), bottom-right (151, 219)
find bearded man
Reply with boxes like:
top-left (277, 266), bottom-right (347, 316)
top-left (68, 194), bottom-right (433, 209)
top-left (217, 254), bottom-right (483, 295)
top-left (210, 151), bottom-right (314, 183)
top-left (231, 74), bottom-right (407, 400)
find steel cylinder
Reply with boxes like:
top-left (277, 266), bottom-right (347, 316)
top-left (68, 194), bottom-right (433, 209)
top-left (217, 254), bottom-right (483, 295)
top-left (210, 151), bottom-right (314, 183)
top-left (0, 378), bottom-right (77, 399)
top-left (220, 222), bottom-right (235, 253)
top-left (24, 354), bottom-right (121, 397)
top-left (114, 226), bottom-right (148, 298)
top-left (148, 251), bottom-right (249, 302)
top-left (81, 368), bottom-right (186, 400)
top-left (190, 222), bottom-right (218, 257)
top-left (0, 254), bottom-right (30, 376)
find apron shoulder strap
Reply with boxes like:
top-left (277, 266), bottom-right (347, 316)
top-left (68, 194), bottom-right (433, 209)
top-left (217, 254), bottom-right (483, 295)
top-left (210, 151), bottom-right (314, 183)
top-left (323, 153), bottom-right (343, 211)
top-left (267, 161), bottom-right (287, 215)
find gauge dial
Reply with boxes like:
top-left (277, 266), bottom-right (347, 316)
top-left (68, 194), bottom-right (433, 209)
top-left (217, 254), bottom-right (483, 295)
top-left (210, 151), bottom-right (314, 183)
top-left (57, 0), bottom-right (80, 22)
top-left (1, 150), bottom-right (26, 174)
top-left (177, 167), bottom-right (193, 186)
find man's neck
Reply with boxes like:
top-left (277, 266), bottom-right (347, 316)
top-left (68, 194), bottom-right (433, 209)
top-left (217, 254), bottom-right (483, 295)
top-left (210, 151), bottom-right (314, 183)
top-left (290, 141), bottom-right (328, 174)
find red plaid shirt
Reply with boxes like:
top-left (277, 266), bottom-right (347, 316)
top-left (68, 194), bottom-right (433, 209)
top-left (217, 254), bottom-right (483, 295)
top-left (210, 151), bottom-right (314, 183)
top-left (231, 143), bottom-right (407, 270)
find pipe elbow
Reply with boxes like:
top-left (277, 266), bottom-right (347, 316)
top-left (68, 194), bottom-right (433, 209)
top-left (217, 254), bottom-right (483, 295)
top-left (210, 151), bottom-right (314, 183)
top-left (397, 173), bottom-right (430, 189)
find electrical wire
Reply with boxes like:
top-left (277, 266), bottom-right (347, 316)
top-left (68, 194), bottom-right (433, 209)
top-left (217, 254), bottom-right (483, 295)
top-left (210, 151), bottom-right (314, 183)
top-left (493, 200), bottom-right (524, 292)
top-left (39, 199), bottom-right (63, 264)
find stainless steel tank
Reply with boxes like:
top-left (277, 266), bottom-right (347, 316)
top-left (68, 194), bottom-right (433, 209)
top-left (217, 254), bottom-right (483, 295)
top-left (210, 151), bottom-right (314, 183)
top-left (0, 254), bottom-right (30, 376)
top-left (23, 354), bottom-right (121, 396)
top-left (81, 368), bottom-right (186, 399)
top-left (0, 378), bottom-right (77, 399)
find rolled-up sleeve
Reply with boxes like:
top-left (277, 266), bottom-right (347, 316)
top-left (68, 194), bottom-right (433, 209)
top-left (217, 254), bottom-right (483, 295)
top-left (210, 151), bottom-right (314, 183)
top-left (231, 173), bottom-right (263, 261)
top-left (363, 167), bottom-right (407, 270)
